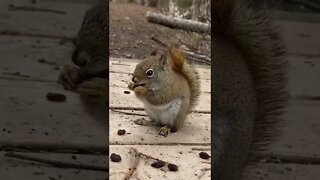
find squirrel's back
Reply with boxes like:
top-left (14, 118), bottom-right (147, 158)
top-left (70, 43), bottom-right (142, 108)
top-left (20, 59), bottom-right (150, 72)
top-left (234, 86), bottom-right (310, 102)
top-left (212, 0), bottom-right (288, 179)
top-left (169, 47), bottom-right (201, 110)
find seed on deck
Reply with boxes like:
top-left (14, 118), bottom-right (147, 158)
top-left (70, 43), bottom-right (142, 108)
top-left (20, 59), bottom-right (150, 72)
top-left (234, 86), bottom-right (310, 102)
top-left (110, 153), bottom-right (122, 162)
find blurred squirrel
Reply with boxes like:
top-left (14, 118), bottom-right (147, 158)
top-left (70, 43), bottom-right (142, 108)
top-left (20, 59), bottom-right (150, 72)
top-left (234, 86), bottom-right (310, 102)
top-left (128, 44), bottom-right (200, 136)
top-left (212, 0), bottom-right (288, 179)
top-left (58, 0), bottom-right (108, 120)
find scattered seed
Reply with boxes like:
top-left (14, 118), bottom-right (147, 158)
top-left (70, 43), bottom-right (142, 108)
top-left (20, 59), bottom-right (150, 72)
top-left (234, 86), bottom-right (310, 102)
top-left (168, 163), bottom-right (178, 171)
top-left (117, 129), bottom-right (126, 135)
top-left (199, 152), bottom-right (210, 159)
top-left (46, 92), bottom-right (66, 102)
top-left (151, 160), bottom-right (165, 168)
top-left (37, 58), bottom-right (46, 63)
top-left (285, 167), bottom-right (292, 171)
top-left (110, 153), bottom-right (121, 162)
top-left (124, 90), bottom-right (130, 94)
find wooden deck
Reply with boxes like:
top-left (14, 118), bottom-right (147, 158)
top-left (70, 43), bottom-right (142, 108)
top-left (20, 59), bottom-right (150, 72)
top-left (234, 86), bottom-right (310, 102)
top-left (0, 0), bottom-right (319, 179)
top-left (243, 19), bottom-right (320, 179)
top-left (109, 59), bottom-right (211, 179)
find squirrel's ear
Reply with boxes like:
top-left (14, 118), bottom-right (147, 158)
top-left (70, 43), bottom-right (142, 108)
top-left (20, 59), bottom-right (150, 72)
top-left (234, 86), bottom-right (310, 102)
top-left (159, 54), bottom-right (167, 68)
top-left (168, 46), bottom-right (184, 71)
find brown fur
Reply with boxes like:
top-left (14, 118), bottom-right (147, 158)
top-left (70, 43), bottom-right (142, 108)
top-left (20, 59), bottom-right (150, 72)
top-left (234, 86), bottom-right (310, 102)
top-left (130, 47), bottom-right (200, 132)
top-left (212, 0), bottom-right (288, 179)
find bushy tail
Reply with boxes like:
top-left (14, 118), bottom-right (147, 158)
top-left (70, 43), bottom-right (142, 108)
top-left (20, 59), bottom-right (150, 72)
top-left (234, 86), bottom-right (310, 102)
top-left (213, 0), bottom-right (288, 156)
top-left (169, 47), bottom-right (201, 109)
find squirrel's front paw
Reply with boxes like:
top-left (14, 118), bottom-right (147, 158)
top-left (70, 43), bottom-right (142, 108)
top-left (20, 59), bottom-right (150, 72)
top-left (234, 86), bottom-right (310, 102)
top-left (128, 82), bottom-right (135, 91)
top-left (57, 65), bottom-right (80, 91)
top-left (159, 126), bottom-right (171, 137)
top-left (134, 118), bottom-right (150, 126)
top-left (133, 86), bottom-right (147, 95)
top-left (75, 77), bottom-right (107, 96)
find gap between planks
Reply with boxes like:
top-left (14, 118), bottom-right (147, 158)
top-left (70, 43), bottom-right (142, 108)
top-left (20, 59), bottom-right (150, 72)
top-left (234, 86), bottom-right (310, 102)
top-left (0, 30), bottom-right (74, 40)
top-left (253, 153), bottom-right (320, 165)
top-left (109, 106), bottom-right (211, 114)
top-left (109, 142), bottom-right (211, 146)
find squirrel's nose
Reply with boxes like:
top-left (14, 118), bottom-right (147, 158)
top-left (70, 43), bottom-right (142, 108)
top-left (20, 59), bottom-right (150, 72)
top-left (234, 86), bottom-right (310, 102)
top-left (72, 50), bottom-right (88, 67)
top-left (132, 77), bottom-right (138, 83)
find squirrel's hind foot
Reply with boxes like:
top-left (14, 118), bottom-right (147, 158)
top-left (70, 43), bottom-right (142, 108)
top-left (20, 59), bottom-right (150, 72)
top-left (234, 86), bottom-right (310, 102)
top-left (159, 126), bottom-right (171, 137)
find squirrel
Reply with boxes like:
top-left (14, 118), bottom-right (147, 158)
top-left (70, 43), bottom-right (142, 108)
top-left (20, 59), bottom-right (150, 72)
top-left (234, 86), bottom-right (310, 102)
top-left (212, 0), bottom-right (288, 179)
top-left (128, 44), bottom-right (200, 137)
top-left (57, 0), bottom-right (108, 120)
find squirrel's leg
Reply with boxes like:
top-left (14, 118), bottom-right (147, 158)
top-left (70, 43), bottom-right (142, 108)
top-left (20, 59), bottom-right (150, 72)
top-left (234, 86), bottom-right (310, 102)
top-left (75, 77), bottom-right (107, 96)
top-left (158, 100), bottom-right (189, 137)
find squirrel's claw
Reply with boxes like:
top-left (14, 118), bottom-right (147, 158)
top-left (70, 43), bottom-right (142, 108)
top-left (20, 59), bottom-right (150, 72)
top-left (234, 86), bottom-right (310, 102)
top-left (159, 126), bottom-right (170, 137)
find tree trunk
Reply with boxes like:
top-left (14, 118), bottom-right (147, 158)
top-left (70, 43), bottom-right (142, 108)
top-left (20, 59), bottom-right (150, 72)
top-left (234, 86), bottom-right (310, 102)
top-left (146, 11), bottom-right (211, 34)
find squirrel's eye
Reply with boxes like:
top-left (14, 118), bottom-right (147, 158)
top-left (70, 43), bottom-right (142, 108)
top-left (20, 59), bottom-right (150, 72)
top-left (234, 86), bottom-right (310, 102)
top-left (146, 69), bottom-right (154, 78)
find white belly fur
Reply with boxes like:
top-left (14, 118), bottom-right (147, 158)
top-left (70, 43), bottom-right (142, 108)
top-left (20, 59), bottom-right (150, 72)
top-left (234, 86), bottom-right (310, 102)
top-left (140, 98), bottom-right (182, 127)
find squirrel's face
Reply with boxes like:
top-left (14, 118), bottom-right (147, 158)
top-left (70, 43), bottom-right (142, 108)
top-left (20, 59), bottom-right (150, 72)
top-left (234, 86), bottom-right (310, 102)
top-left (131, 54), bottom-right (170, 92)
top-left (71, 28), bottom-right (107, 79)
top-left (71, 3), bottom-right (107, 79)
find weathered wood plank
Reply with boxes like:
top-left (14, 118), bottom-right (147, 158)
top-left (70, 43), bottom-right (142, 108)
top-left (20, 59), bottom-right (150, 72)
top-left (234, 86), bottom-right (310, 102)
top-left (109, 86), bottom-right (211, 112)
top-left (109, 58), bottom-right (211, 80)
top-left (267, 100), bottom-right (320, 157)
top-left (0, 35), bottom-right (72, 81)
top-left (277, 20), bottom-right (320, 55)
top-left (245, 163), bottom-right (320, 180)
top-left (0, 152), bottom-right (107, 180)
top-left (109, 145), bottom-right (211, 180)
top-left (287, 55), bottom-right (320, 98)
top-left (0, 79), bottom-right (107, 148)
top-left (109, 110), bottom-right (211, 145)
top-left (0, 0), bottom-right (93, 38)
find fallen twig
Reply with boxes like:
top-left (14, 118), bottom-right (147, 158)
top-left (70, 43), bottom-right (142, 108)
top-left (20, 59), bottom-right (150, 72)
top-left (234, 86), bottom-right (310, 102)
top-left (111, 109), bottom-right (147, 117)
top-left (198, 167), bottom-right (211, 179)
top-left (201, 161), bottom-right (211, 164)
top-left (124, 148), bottom-right (141, 180)
top-left (8, 4), bottom-right (66, 14)
top-left (0, 29), bottom-right (74, 41)
top-left (151, 36), bottom-right (211, 65)
top-left (5, 152), bottom-right (107, 171)
top-left (0, 142), bottom-right (107, 155)
top-left (109, 106), bottom-right (211, 114)
top-left (191, 148), bottom-right (211, 151)
top-left (151, 36), bottom-right (168, 48)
